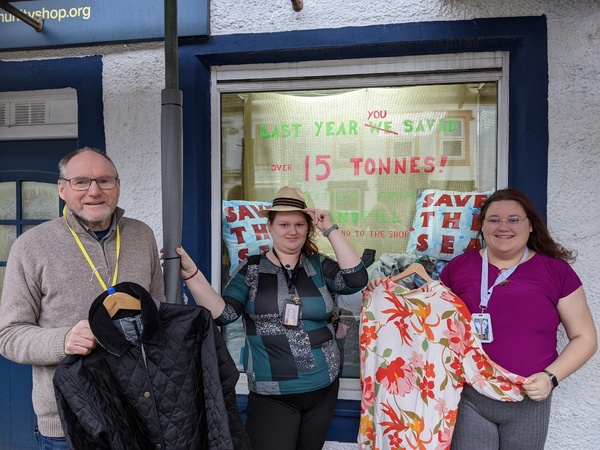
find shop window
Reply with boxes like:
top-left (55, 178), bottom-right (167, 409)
top-left (212, 53), bottom-right (508, 398)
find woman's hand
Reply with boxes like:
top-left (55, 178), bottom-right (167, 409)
top-left (365, 277), bottom-right (384, 292)
top-left (160, 246), bottom-right (198, 279)
top-left (522, 372), bottom-right (554, 401)
top-left (304, 208), bottom-right (334, 232)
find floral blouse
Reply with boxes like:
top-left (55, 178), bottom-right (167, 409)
top-left (359, 279), bottom-right (527, 450)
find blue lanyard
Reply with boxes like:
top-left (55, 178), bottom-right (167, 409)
top-left (479, 247), bottom-right (529, 311)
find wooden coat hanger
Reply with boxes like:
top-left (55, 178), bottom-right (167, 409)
top-left (103, 292), bottom-right (141, 318)
top-left (391, 262), bottom-right (433, 283)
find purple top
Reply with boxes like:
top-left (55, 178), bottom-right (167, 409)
top-left (440, 250), bottom-right (581, 376)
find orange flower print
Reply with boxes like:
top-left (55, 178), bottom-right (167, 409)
top-left (424, 361), bottom-right (436, 378)
top-left (361, 324), bottom-right (378, 348)
top-left (376, 357), bottom-right (416, 396)
top-left (445, 409), bottom-right (457, 426)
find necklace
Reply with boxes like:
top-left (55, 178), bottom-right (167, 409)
top-left (271, 249), bottom-right (299, 270)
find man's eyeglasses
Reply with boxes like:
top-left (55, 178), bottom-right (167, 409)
top-left (484, 217), bottom-right (528, 229)
top-left (60, 176), bottom-right (119, 191)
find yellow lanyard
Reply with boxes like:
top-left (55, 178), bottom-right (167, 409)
top-left (63, 206), bottom-right (120, 290)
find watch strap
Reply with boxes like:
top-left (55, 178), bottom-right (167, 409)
top-left (543, 369), bottom-right (559, 389)
top-left (323, 224), bottom-right (339, 238)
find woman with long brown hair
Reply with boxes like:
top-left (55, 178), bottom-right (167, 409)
top-left (440, 188), bottom-right (597, 450)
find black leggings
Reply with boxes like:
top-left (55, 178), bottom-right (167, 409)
top-left (245, 378), bottom-right (339, 450)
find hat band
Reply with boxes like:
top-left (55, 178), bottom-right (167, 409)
top-left (272, 196), bottom-right (306, 209)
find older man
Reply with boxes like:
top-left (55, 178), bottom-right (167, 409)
top-left (0, 147), bottom-right (165, 449)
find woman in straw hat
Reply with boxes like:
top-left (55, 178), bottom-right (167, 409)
top-left (174, 186), bottom-right (368, 450)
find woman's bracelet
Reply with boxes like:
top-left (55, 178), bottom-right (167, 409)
top-left (323, 223), bottom-right (339, 238)
top-left (183, 267), bottom-right (199, 281)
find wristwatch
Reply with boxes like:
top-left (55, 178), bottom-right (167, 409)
top-left (543, 370), bottom-right (559, 389)
top-left (323, 224), bottom-right (339, 238)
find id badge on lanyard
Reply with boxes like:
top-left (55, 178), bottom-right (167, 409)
top-left (472, 312), bottom-right (493, 343)
top-left (478, 248), bottom-right (529, 344)
top-left (284, 297), bottom-right (301, 327)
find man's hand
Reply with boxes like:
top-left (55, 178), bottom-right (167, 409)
top-left (64, 320), bottom-right (97, 355)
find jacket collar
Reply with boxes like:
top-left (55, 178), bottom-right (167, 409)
top-left (88, 281), bottom-right (163, 356)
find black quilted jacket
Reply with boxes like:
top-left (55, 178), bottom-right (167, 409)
top-left (53, 282), bottom-right (251, 450)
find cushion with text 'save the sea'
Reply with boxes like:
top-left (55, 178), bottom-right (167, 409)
top-left (222, 200), bottom-right (272, 275)
top-left (405, 189), bottom-right (494, 261)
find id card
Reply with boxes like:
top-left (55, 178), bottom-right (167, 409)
top-left (472, 313), bottom-right (493, 343)
top-left (283, 302), bottom-right (300, 327)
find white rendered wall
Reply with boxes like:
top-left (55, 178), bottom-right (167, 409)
top-left (2, 1), bottom-right (599, 448)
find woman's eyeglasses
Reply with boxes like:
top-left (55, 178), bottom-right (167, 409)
top-left (483, 217), bottom-right (528, 229)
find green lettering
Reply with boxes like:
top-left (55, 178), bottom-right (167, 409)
top-left (315, 121), bottom-right (324, 136)
top-left (260, 125), bottom-right (270, 138)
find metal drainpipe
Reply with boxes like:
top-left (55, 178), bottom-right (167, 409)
top-left (0, 1), bottom-right (43, 31)
top-left (161, 0), bottom-right (183, 303)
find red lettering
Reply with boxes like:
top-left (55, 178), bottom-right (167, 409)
top-left (419, 211), bottom-right (435, 228)
top-left (410, 156), bottom-right (420, 173)
top-left (365, 158), bottom-right (376, 175)
top-left (423, 156), bottom-right (435, 173)
top-left (252, 223), bottom-right (270, 241)
top-left (258, 244), bottom-right (271, 254)
top-left (379, 158), bottom-right (390, 175)
top-left (416, 234), bottom-right (429, 252)
top-left (442, 212), bottom-right (462, 229)
top-left (434, 194), bottom-right (453, 207)
top-left (394, 158), bottom-right (407, 174)
top-left (453, 194), bottom-right (472, 207)
top-left (465, 237), bottom-right (482, 253)
top-left (230, 226), bottom-right (246, 245)
top-left (470, 213), bottom-right (482, 232)
top-left (237, 205), bottom-right (255, 221)
top-left (350, 157), bottom-right (363, 175)
top-left (422, 193), bottom-right (436, 208)
top-left (440, 235), bottom-right (455, 254)
top-left (473, 195), bottom-right (489, 209)
top-left (224, 206), bottom-right (238, 223)
top-left (237, 248), bottom-right (248, 260)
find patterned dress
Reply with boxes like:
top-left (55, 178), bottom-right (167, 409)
top-left (359, 279), bottom-right (527, 450)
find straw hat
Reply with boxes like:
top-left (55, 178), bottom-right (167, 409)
top-left (258, 186), bottom-right (307, 218)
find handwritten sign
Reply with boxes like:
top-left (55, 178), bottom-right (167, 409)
top-left (241, 89), bottom-right (490, 261)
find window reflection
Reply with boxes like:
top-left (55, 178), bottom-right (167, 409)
top-left (0, 225), bottom-right (16, 261)
top-left (22, 181), bottom-right (59, 220)
top-left (0, 182), bottom-right (16, 220)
